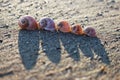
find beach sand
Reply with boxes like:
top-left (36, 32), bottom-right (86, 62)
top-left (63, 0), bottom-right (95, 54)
top-left (0, 0), bottom-right (120, 80)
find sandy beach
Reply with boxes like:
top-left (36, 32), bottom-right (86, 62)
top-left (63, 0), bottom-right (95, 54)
top-left (0, 0), bottom-right (120, 80)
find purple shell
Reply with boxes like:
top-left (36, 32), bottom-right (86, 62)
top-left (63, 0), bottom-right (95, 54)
top-left (84, 27), bottom-right (96, 37)
top-left (39, 18), bottom-right (56, 31)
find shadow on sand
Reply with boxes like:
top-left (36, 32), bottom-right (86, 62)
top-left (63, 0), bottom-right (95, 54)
top-left (39, 31), bottom-right (61, 64)
top-left (78, 36), bottom-right (110, 64)
top-left (59, 32), bottom-right (80, 61)
top-left (18, 30), bottom-right (110, 70)
top-left (18, 30), bottom-right (39, 70)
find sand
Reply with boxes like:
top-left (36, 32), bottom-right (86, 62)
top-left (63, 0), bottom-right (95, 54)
top-left (0, 0), bottom-right (120, 80)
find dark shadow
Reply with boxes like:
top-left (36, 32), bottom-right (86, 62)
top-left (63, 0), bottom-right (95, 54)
top-left (79, 36), bottom-right (110, 64)
top-left (78, 36), bottom-right (94, 59)
top-left (18, 29), bottom-right (110, 69)
top-left (18, 30), bottom-right (39, 70)
top-left (59, 32), bottom-right (80, 61)
top-left (89, 37), bottom-right (110, 64)
top-left (39, 30), bottom-right (61, 64)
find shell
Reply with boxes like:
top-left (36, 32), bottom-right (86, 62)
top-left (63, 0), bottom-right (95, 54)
top-left (18, 15), bottom-right (38, 30)
top-left (84, 27), bottom-right (96, 37)
top-left (71, 24), bottom-right (84, 35)
top-left (39, 18), bottom-right (56, 31)
top-left (57, 21), bottom-right (71, 33)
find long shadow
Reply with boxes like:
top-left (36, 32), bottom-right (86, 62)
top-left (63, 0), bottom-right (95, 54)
top-left (59, 32), bottom-right (80, 61)
top-left (79, 36), bottom-right (110, 64)
top-left (39, 30), bottom-right (61, 64)
top-left (77, 36), bottom-right (94, 59)
top-left (89, 37), bottom-right (110, 64)
top-left (18, 30), bottom-right (39, 70)
top-left (18, 30), bottom-right (110, 69)
top-left (59, 32), bottom-right (109, 64)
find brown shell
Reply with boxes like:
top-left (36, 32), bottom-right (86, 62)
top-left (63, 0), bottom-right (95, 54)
top-left (71, 24), bottom-right (84, 35)
top-left (18, 15), bottom-right (38, 30)
top-left (57, 21), bottom-right (71, 33)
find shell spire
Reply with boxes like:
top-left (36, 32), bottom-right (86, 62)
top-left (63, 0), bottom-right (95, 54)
top-left (38, 18), bottom-right (56, 31)
top-left (18, 15), bottom-right (38, 30)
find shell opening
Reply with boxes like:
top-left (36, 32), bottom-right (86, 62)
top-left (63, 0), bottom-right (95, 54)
top-left (20, 18), bottom-right (29, 26)
top-left (40, 19), bottom-right (47, 28)
top-left (57, 23), bottom-right (63, 28)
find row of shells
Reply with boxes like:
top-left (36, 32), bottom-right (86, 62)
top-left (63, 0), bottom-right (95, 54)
top-left (18, 15), bottom-right (96, 37)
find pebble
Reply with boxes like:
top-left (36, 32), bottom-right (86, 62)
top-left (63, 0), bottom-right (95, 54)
top-left (111, 0), bottom-right (115, 3)
top-left (4, 34), bottom-right (11, 38)
top-left (107, 0), bottom-right (115, 5)
top-left (85, 16), bottom-right (88, 18)
top-left (115, 28), bottom-right (120, 32)
top-left (0, 40), bottom-right (3, 43)
top-left (97, 13), bottom-right (103, 16)
top-left (115, 36), bottom-right (120, 42)
top-left (114, 7), bottom-right (119, 10)
top-left (8, 10), bottom-right (11, 13)
top-left (103, 41), bottom-right (108, 46)
top-left (0, 24), bottom-right (9, 28)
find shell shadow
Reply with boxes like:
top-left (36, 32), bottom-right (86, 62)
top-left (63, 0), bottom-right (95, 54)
top-left (18, 29), bottom-right (110, 69)
top-left (18, 30), bottom-right (39, 70)
top-left (78, 36), bottom-right (94, 59)
top-left (79, 36), bottom-right (110, 64)
top-left (89, 37), bottom-right (110, 64)
top-left (59, 32), bottom-right (80, 61)
top-left (39, 31), bottom-right (61, 64)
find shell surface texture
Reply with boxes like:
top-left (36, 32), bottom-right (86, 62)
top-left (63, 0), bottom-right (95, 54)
top-left (71, 24), bottom-right (84, 35)
top-left (84, 27), bottom-right (96, 37)
top-left (18, 15), bottom-right (38, 30)
top-left (57, 21), bottom-right (71, 33)
top-left (39, 18), bottom-right (56, 32)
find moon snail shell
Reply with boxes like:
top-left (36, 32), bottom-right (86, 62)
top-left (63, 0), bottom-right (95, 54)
top-left (57, 21), bottom-right (71, 33)
top-left (71, 24), bottom-right (84, 35)
top-left (84, 27), bottom-right (97, 37)
top-left (18, 15), bottom-right (38, 30)
top-left (39, 18), bottom-right (56, 31)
